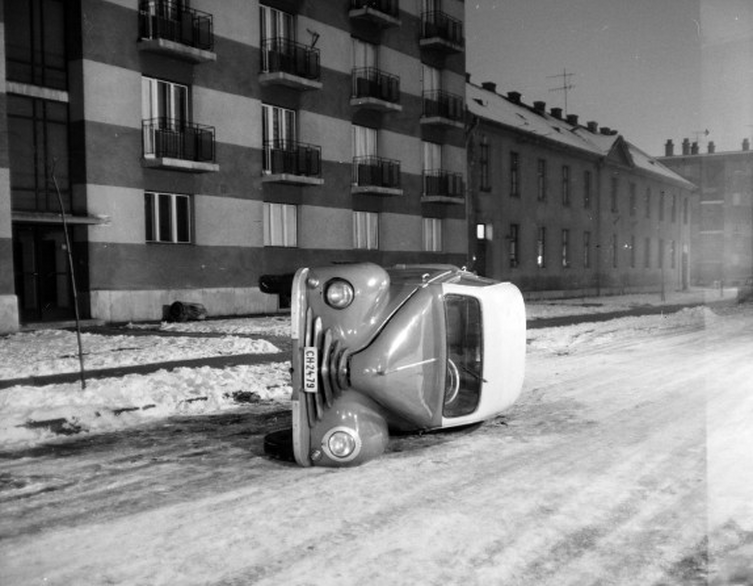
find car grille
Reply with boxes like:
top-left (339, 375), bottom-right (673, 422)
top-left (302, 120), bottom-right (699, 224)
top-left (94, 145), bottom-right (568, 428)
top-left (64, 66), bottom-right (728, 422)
top-left (303, 307), bottom-right (350, 426)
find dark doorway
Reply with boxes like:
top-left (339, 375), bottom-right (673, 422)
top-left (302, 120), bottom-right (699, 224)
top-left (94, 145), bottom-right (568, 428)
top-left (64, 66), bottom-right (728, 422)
top-left (13, 224), bottom-right (75, 322)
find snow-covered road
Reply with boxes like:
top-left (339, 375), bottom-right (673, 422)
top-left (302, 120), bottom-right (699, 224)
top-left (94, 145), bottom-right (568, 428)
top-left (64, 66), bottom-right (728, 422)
top-left (1, 303), bottom-right (751, 585)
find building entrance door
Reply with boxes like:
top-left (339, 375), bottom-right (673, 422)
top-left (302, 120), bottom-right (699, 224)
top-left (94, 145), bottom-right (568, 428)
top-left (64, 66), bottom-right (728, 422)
top-left (13, 225), bottom-right (75, 322)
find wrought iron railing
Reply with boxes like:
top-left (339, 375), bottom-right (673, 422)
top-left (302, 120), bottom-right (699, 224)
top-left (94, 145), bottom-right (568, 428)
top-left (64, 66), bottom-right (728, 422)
top-left (422, 90), bottom-right (464, 121)
top-left (421, 11), bottom-right (464, 47)
top-left (263, 140), bottom-right (322, 177)
top-left (350, 0), bottom-right (400, 19)
top-left (352, 156), bottom-right (401, 188)
top-left (139, 0), bottom-right (214, 52)
top-left (351, 67), bottom-right (400, 103)
top-left (261, 38), bottom-right (321, 80)
top-left (142, 119), bottom-right (216, 162)
top-left (423, 170), bottom-right (464, 198)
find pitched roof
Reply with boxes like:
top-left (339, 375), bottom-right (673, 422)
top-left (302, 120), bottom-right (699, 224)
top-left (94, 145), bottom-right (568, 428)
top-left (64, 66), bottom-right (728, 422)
top-left (467, 82), bottom-right (696, 190)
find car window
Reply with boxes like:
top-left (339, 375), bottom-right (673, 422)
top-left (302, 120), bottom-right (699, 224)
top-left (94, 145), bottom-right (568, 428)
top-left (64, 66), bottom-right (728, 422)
top-left (443, 295), bottom-right (483, 417)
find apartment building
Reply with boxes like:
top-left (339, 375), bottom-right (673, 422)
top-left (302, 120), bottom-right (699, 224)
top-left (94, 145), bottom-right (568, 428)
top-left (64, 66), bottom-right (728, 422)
top-left (1, 0), bottom-right (467, 332)
top-left (467, 81), bottom-right (696, 298)
top-left (660, 138), bottom-right (753, 287)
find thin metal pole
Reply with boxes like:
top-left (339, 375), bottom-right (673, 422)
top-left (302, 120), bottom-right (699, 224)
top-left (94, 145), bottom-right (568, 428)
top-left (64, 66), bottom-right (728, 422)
top-left (51, 161), bottom-right (86, 389)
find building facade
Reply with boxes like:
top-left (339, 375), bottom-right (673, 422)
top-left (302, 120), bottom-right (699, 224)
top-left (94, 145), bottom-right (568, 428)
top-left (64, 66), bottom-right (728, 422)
top-left (467, 81), bottom-right (696, 298)
top-left (1, 0), bottom-right (468, 332)
top-left (660, 138), bottom-right (753, 287)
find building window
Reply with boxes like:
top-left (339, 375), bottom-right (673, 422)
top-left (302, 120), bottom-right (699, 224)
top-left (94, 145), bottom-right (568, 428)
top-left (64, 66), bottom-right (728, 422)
top-left (353, 211), bottom-right (379, 249)
top-left (659, 191), bottom-right (665, 221)
top-left (610, 176), bottom-right (619, 212)
top-left (683, 198), bottom-right (689, 224)
top-left (423, 140), bottom-right (442, 174)
top-left (262, 103), bottom-right (296, 172)
top-left (260, 4), bottom-right (294, 50)
top-left (630, 234), bottom-right (636, 268)
top-left (562, 165), bottom-right (570, 206)
top-left (537, 159), bottom-right (547, 201)
top-left (142, 76), bottom-right (189, 156)
top-left (8, 95), bottom-right (70, 213)
top-left (583, 231), bottom-right (591, 268)
top-left (584, 170), bottom-right (592, 208)
top-left (644, 237), bottom-right (651, 268)
top-left (629, 182), bottom-right (636, 217)
top-left (670, 240), bottom-right (676, 269)
top-left (658, 238), bottom-right (664, 268)
top-left (536, 226), bottom-right (546, 268)
top-left (423, 217), bottom-right (442, 252)
top-left (5, 0), bottom-right (68, 90)
top-left (263, 202), bottom-right (297, 247)
top-left (612, 233), bottom-right (618, 268)
top-left (480, 137), bottom-right (490, 191)
top-left (644, 187), bottom-right (651, 219)
top-left (145, 192), bottom-right (191, 244)
top-left (510, 151), bottom-right (520, 197)
top-left (509, 223), bottom-right (519, 268)
top-left (561, 229), bottom-right (570, 267)
top-left (353, 123), bottom-right (378, 159)
top-left (671, 193), bottom-right (677, 223)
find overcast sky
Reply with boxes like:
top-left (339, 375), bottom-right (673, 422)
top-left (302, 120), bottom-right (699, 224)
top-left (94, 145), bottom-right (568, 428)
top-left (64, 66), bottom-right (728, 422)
top-left (466, 0), bottom-right (753, 156)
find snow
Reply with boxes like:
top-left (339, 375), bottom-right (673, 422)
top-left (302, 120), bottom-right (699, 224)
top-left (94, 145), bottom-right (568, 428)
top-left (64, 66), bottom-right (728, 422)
top-left (0, 287), bottom-right (735, 449)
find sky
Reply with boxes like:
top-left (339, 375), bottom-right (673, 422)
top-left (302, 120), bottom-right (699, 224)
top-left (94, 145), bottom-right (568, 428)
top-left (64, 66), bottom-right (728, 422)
top-left (466, 0), bottom-right (753, 156)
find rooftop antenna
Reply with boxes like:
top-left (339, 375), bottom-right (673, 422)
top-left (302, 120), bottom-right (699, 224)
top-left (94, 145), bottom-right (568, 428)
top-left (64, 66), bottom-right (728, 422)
top-left (692, 129), bottom-right (710, 143)
top-left (548, 68), bottom-right (575, 115)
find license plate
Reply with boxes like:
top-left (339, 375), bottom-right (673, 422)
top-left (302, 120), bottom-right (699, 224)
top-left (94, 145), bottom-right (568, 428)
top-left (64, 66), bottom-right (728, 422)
top-left (303, 347), bottom-right (318, 393)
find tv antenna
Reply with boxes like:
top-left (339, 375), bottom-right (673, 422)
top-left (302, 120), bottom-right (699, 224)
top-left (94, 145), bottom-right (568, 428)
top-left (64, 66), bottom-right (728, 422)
top-left (692, 129), bottom-right (710, 143)
top-left (548, 68), bottom-right (575, 115)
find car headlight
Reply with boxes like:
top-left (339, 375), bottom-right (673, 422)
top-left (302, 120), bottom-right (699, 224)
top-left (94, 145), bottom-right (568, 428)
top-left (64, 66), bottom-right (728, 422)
top-left (324, 279), bottom-right (354, 309)
top-left (322, 427), bottom-right (361, 462)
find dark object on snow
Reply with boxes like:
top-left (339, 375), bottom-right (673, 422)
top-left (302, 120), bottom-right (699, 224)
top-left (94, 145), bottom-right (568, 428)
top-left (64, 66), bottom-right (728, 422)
top-left (168, 301), bottom-right (208, 322)
top-left (259, 273), bottom-right (294, 309)
top-left (264, 428), bottom-right (296, 462)
top-left (738, 277), bottom-right (753, 303)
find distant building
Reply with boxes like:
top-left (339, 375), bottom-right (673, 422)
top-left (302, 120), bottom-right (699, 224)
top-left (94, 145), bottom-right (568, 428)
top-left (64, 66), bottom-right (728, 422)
top-left (1, 0), bottom-right (468, 333)
top-left (660, 138), bottom-right (753, 286)
top-left (466, 81), bottom-right (696, 298)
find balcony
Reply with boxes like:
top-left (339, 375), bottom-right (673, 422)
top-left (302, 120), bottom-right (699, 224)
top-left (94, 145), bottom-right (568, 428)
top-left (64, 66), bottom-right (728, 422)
top-left (138, 0), bottom-right (216, 63)
top-left (421, 90), bottom-right (464, 129)
top-left (262, 141), bottom-right (324, 186)
top-left (420, 11), bottom-right (464, 53)
top-left (259, 38), bottom-right (322, 91)
top-left (350, 68), bottom-right (402, 112)
top-left (422, 170), bottom-right (464, 203)
top-left (142, 119), bottom-right (219, 173)
top-left (352, 156), bottom-right (402, 195)
top-left (349, 0), bottom-right (400, 28)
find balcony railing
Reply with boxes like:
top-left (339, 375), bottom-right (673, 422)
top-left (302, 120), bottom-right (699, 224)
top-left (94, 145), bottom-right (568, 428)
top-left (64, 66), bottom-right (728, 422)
top-left (143, 118), bottom-right (216, 167)
top-left (261, 38), bottom-right (321, 81)
top-left (138, 0), bottom-right (215, 57)
top-left (352, 156), bottom-right (401, 190)
top-left (351, 67), bottom-right (401, 109)
top-left (420, 11), bottom-right (464, 51)
top-left (263, 140), bottom-right (322, 180)
top-left (422, 90), bottom-right (464, 124)
top-left (423, 170), bottom-right (464, 201)
top-left (349, 0), bottom-right (400, 26)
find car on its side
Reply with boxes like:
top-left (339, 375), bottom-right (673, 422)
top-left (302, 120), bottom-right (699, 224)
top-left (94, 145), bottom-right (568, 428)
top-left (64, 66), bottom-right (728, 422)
top-left (262, 262), bottom-right (526, 467)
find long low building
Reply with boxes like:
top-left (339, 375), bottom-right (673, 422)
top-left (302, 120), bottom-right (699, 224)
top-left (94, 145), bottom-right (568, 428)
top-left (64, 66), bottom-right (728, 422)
top-left (466, 81), bottom-right (697, 299)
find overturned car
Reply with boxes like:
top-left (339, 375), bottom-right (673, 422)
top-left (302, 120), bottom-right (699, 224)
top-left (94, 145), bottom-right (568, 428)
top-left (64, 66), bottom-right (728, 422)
top-left (263, 263), bottom-right (526, 467)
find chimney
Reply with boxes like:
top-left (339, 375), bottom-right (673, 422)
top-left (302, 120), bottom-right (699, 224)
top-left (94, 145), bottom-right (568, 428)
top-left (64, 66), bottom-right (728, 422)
top-left (707, 141), bottom-right (715, 154)
top-left (550, 107), bottom-right (563, 119)
top-left (533, 101), bottom-right (546, 113)
top-left (587, 121), bottom-right (598, 133)
top-left (600, 127), bottom-right (611, 135)
top-left (744, 138), bottom-right (750, 151)
top-left (665, 139), bottom-right (674, 157)
top-left (566, 114), bottom-right (579, 126)
top-left (682, 138), bottom-right (690, 155)
top-left (691, 142), bottom-right (699, 155)
top-left (506, 91), bottom-right (522, 104)
top-left (465, 72), bottom-right (471, 82)
top-left (481, 81), bottom-right (496, 93)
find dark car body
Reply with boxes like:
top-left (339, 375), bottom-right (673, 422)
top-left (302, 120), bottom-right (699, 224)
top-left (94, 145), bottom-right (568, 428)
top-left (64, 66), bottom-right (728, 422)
top-left (266, 262), bottom-right (526, 467)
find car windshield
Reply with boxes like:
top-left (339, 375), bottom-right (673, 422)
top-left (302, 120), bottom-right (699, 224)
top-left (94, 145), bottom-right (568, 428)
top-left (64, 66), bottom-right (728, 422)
top-left (443, 294), bottom-right (483, 417)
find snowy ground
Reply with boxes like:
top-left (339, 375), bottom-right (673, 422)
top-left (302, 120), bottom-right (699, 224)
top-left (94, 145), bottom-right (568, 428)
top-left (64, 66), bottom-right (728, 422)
top-left (0, 287), bottom-right (736, 449)
top-left (0, 288), bottom-right (751, 585)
